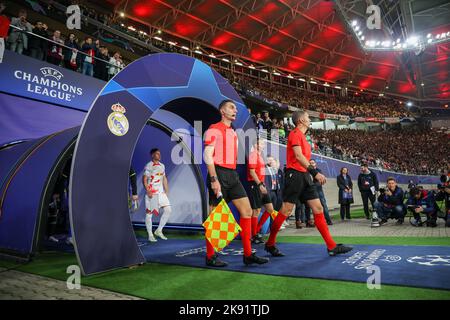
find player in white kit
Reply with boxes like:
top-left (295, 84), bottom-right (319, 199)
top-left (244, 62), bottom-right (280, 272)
top-left (143, 148), bottom-right (172, 242)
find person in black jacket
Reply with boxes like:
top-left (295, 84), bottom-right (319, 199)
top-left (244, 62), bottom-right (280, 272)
top-left (357, 164), bottom-right (379, 219)
top-left (276, 160), bottom-right (284, 210)
top-left (261, 111), bottom-right (273, 138)
top-left (248, 108), bottom-right (257, 128)
top-left (129, 167), bottom-right (138, 210)
top-left (94, 46), bottom-right (109, 81)
top-left (376, 177), bottom-right (406, 225)
top-left (407, 187), bottom-right (438, 227)
top-left (129, 167), bottom-right (138, 200)
top-left (337, 167), bottom-right (353, 220)
top-left (28, 21), bottom-right (48, 60)
top-left (255, 113), bottom-right (264, 131)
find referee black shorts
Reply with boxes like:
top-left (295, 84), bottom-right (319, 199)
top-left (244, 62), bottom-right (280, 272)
top-left (248, 181), bottom-right (272, 209)
top-left (282, 169), bottom-right (319, 204)
top-left (207, 166), bottom-right (248, 206)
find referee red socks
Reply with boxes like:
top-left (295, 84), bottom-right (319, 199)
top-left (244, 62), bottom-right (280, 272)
top-left (207, 217), bottom-right (254, 259)
top-left (206, 238), bottom-right (215, 259)
top-left (239, 217), bottom-right (252, 257)
top-left (256, 211), bottom-right (270, 233)
top-left (314, 213), bottom-right (336, 250)
top-left (251, 216), bottom-right (258, 237)
top-left (266, 213), bottom-right (287, 247)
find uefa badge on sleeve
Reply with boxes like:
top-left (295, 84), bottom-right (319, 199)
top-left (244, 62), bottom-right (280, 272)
top-left (107, 102), bottom-right (129, 136)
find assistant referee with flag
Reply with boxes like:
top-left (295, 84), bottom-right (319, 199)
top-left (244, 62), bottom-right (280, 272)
top-left (203, 100), bottom-right (269, 267)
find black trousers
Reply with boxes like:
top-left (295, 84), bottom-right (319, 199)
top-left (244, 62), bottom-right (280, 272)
top-left (294, 201), bottom-right (312, 222)
top-left (361, 191), bottom-right (376, 218)
top-left (410, 208), bottom-right (437, 223)
top-left (29, 47), bottom-right (44, 60)
top-left (295, 201), bottom-right (303, 222)
top-left (340, 204), bottom-right (351, 220)
top-left (47, 55), bottom-right (62, 66)
top-left (268, 189), bottom-right (283, 211)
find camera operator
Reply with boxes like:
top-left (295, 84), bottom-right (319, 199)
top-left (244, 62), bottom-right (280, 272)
top-left (435, 171), bottom-right (450, 227)
top-left (375, 177), bottom-right (406, 225)
top-left (407, 179), bottom-right (417, 190)
top-left (405, 179), bottom-right (417, 199)
top-left (407, 187), bottom-right (438, 227)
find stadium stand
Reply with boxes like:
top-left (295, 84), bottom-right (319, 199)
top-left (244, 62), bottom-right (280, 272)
top-left (3, 0), bottom-right (448, 176)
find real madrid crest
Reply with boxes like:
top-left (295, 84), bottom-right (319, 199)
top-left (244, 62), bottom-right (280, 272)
top-left (107, 102), bottom-right (129, 136)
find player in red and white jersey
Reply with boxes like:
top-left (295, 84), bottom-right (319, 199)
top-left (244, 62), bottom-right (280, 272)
top-left (143, 148), bottom-right (171, 242)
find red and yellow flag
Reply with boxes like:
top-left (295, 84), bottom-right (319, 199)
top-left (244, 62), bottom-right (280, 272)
top-left (202, 199), bottom-right (241, 252)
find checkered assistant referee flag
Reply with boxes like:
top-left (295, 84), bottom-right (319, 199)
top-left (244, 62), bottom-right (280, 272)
top-left (202, 198), bottom-right (242, 252)
top-left (270, 209), bottom-right (279, 220)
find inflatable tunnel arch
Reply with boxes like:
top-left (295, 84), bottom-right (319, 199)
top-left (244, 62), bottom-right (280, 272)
top-left (0, 127), bottom-right (79, 259)
top-left (70, 53), bottom-right (255, 275)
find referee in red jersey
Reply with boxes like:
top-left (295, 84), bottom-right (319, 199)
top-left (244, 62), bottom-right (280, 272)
top-left (247, 138), bottom-right (276, 244)
top-left (203, 100), bottom-right (269, 267)
top-left (264, 110), bottom-right (353, 257)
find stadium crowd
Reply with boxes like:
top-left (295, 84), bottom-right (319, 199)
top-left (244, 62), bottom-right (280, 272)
top-left (3, 1), bottom-right (447, 178)
top-left (3, 5), bottom-right (125, 80)
top-left (3, 1), bottom-right (414, 119)
top-left (311, 128), bottom-right (450, 175)
top-left (235, 74), bottom-right (412, 118)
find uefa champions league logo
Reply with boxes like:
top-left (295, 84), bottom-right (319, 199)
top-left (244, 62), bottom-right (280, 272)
top-left (40, 67), bottom-right (64, 80)
top-left (176, 247), bottom-right (207, 257)
top-left (407, 255), bottom-right (450, 267)
top-left (344, 251), bottom-right (450, 268)
top-left (380, 255), bottom-right (402, 263)
top-left (175, 247), bottom-right (256, 257)
top-left (14, 67), bottom-right (82, 102)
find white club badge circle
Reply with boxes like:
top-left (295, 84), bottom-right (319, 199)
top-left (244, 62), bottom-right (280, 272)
top-left (107, 103), bottom-right (129, 136)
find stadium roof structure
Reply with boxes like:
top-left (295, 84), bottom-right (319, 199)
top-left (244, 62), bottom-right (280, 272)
top-left (110, 0), bottom-right (450, 102)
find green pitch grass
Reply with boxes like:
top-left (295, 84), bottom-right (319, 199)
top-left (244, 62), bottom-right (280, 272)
top-left (1, 232), bottom-right (450, 300)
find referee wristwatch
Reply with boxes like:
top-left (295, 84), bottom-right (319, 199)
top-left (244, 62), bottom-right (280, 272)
top-left (210, 176), bottom-right (217, 182)
top-left (307, 165), bottom-right (319, 177)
